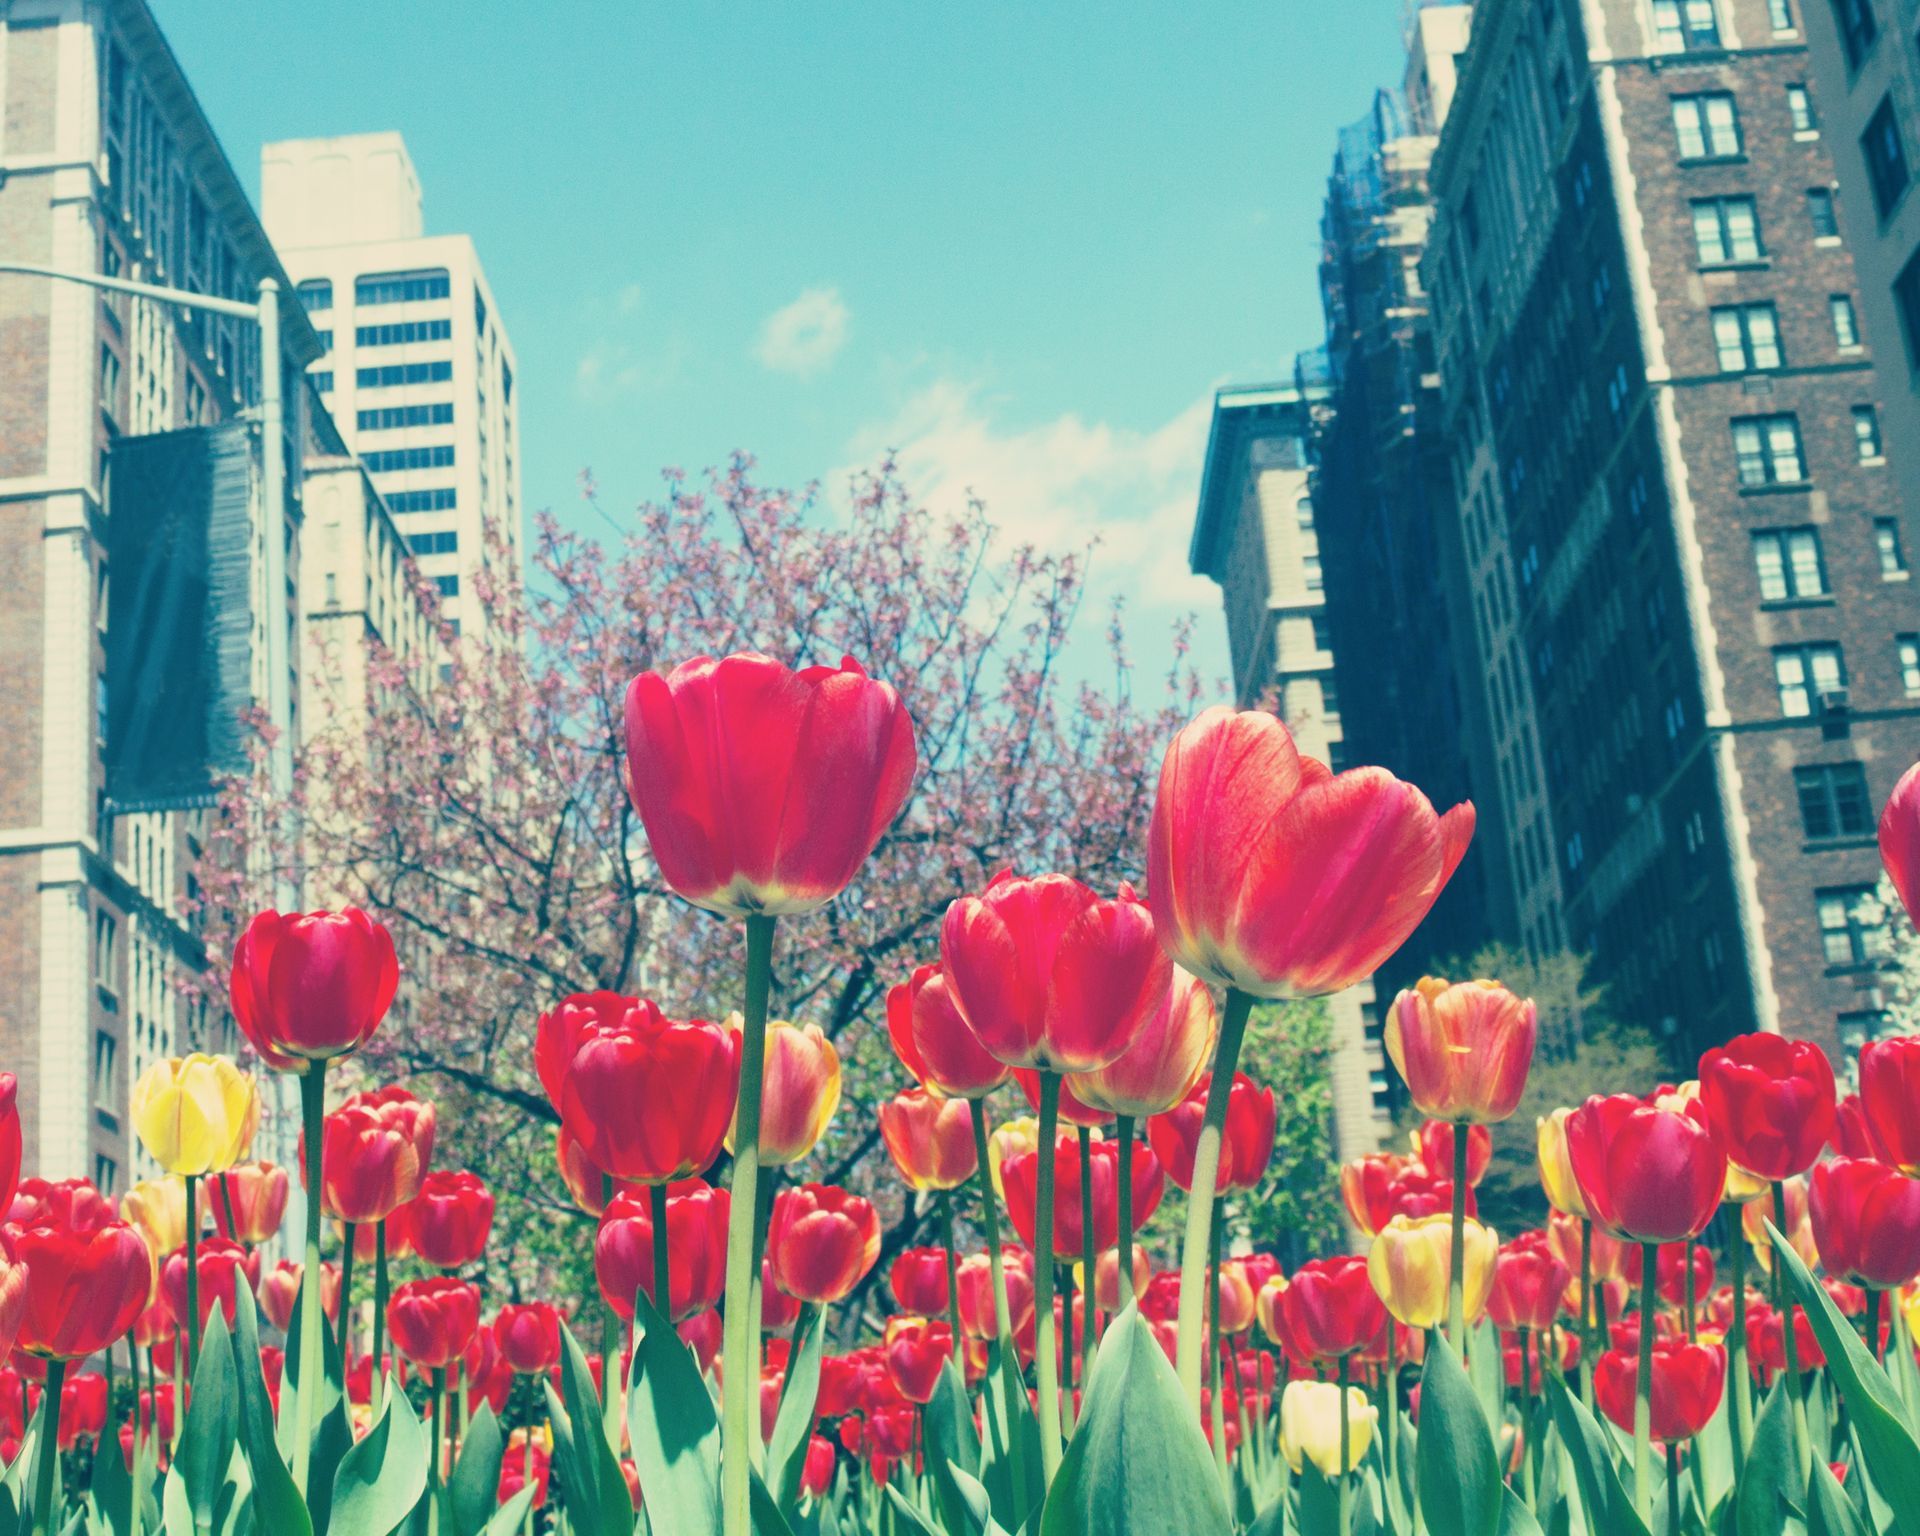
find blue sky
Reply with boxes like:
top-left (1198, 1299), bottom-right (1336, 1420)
top-left (160, 1), bottom-right (1408, 688)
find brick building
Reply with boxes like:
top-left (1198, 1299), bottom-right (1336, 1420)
top-left (0, 0), bottom-right (323, 1185)
top-left (1421, 0), bottom-right (1920, 1066)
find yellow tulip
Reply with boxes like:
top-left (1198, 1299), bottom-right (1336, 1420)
top-left (1722, 1162), bottom-right (1770, 1204)
top-left (1367, 1213), bottom-right (1497, 1330)
top-left (988, 1116), bottom-right (1040, 1199)
top-left (726, 1017), bottom-right (840, 1167)
top-left (131, 1053), bottom-right (259, 1176)
top-left (1536, 1107), bottom-right (1587, 1219)
top-left (121, 1177), bottom-right (190, 1256)
top-left (1280, 1380), bottom-right (1377, 1478)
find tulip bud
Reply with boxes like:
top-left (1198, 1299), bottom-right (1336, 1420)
top-left (888, 1249), bottom-right (951, 1319)
top-left (879, 1089), bottom-right (978, 1192)
top-left (1065, 967), bottom-right (1217, 1119)
top-left (1810, 1156), bottom-right (1920, 1289)
top-left (132, 1054), bottom-right (259, 1176)
top-left (1280, 1380), bottom-right (1377, 1477)
top-left (495, 1303), bottom-right (564, 1375)
top-left (120, 1178), bottom-right (190, 1258)
top-left (595, 1181), bottom-right (729, 1322)
top-left (1385, 978), bottom-right (1536, 1125)
top-left (1368, 1214), bottom-right (1496, 1331)
top-left (1536, 1109), bottom-right (1588, 1218)
top-left (316, 1085), bottom-right (435, 1225)
top-left (1698, 1032), bottom-right (1836, 1182)
top-left (1567, 1093), bottom-right (1726, 1243)
top-left (767, 1185), bottom-right (882, 1304)
top-left (1147, 1072), bottom-right (1275, 1193)
top-left (388, 1277), bottom-right (481, 1370)
top-left (1412, 1120), bottom-right (1491, 1186)
top-left (728, 1017), bottom-right (840, 1167)
top-left (882, 1316), bottom-right (953, 1405)
top-left (900, 964), bottom-right (1011, 1100)
top-left (208, 1161), bottom-right (290, 1245)
top-left (228, 908), bottom-right (399, 1070)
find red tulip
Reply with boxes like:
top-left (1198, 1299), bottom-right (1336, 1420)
top-left (1879, 759), bottom-right (1920, 925)
top-left (767, 1185), bottom-right (882, 1303)
top-left (499, 1437), bottom-right (551, 1508)
top-left (817, 1353), bottom-right (863, 1417)
top-left (0, 1076), bottom-right (20, 1218)
top-left (0, 1258), bottom-right (26, 1367)
top-left (495, 1303), bottom-right (563, 1374)
top-left (1386, 979), bottom-right (1536, 1125)
top-left (1566, 1094), bottom-right (1726, 1243)
top-left (1413, 1121), bottom-right (1492, 1186)
top-left (1698, 1032), bottom-right (1836, 1181)
top-left (888, 1249), bottom-right (951, 1318)
top-left (677, 1309), bottom-right (723, 1375)
top-left (1487, 1232), bottom-right (1570, 1334)
top-left (1595, 1338), bottom-right (1725, 1441)
top-left (1810, 1157), bottom-right (1920, 1288)
top-left (897, 964), bottom-right (1010, 1100)
top-left (12, 1218), bottom-right (152, 1360)
top-left (559, 1001), bottom-right (739, 1182)
top-left (133, 1382), bottom-right (176, 1442)
top-left (595, 1180), bottom-right (729, 1322)
top-left (939, 874), bottom-right (1170, 1074)
top-left (624, 652), bottom-right (917, 917)
top-left (883, 1317), bottom-right (952, 1405)
top-left (878, 1089), bottom-right (978, 1192)
top-left (388, 1277), bottom-right (481, 1370)
top-left (1656, 1244), bottom-right (1715, 1310)
top-left (7, 1177), bottom-right (117, 1233)
top-left (160, 1236), bottom-right (259, 1331)
top-left (956, 1250), bottom-right (1034, 1340)
top-left (1275, 1256), bottom-right (1387, 1361)
top-left (802, 1436), bottom-right (835, 1497)
top-left (760, 1258), bottom-right (802, 1334)
top-left (1858, 1036), bottom-right (1920, 1176)
top-left (1830, 1094), bottom-right (1892, 1161)
top-left (228, 908), bottom-right (399, 1069)
top-left (58, 1372), bottom-right (107, 1448)
top-left (1065, 967), bottom-right (1217, 1121)
top-left (535, 991), bottom-right (634, 1109)
top-left (1000, 1132), bottom-right (1166, 1259)
top-left (316, 1086), bottom-right (435, 1225)
top-left (1147, 1072), bottom-right (1274, 1193)
top-left (1146, 707), bottom-right (1473, 999)
top-left (1095, 1247), bottom-right (1153, 1311)
top-left (1341, 1155), bottom-right (1473, 1236)
top-left (207, 1161), bottom-right (289, 1245)
top-left (1750, 1303), bottom-right (1825, 1375)
top-left (407, 1170), bottom-right (494, 1269)
top-left (555, 1125), bottom-right (642, 1216)
top-left (257, 1260), bottom-right (340, 1331)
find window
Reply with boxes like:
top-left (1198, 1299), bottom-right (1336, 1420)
top-left (387, 488), bottom-right (458, 513)
top-left (1796, 763), bottom-right (1873, 838)
top-left (357, 361), bottom-right (454, 388)
top-left (92, 1156), bottom-right (117, 1197)
top-left (363, 445), bottom-right (456, 473)
top-left (1878, 519), bottom-right (1908, 577)
top-left (1303, 555), bottom-right (1323, 593)
top-left (91, 1030), bottom-right (117, 1109)
top-left (311, 371), bottom-right (333, 393)
top-left (1854, 404), bottom-right (1885, 460)
top-left (355, 318), bottom-right (454, 348)
top-left (1899, 248), bottom-right (1920, 366)
top-left (1900, 635), bottom-right (1920, 694)
top-left (296, 279), bottom-right (333, 312)
top-left (1711, 303), bottom-right (1782, 370)
top-left (1788, 85), bottom-right (1816, 133)
top-left (93, 909), bottom-right (117, 989)
top-left (1653, 0), bottom-right (1721, 49)
top-left (1864, 96), bottom-right (1912, 217)
top-left (408, 530), bottom-right (459, 555)
top-left (1833, 0), bottom-right (1878, 70)
top-left (1673, 93), bottom-right (1742, 158)
top-left (1770, 0), bottom-right (1795, 28)
top-left (1831, 294), bottom-right (1861, 348)
top-left (358, 403), bottom-right (456, 431)
top-left (311, 329), bottom-right (332, 355)
top-left (98, 344), bottom-right (121, 419)
top-left (1839, 1010), bottom-right (1890, 1082)
top-left (434, 575), bottom-right (460, 597)
top-left (355, 267), bottom-right (451, 305)
top-left (1752, 527), bottom-right (1827, 600)
top-left (1295, 497), bottom-right (1314, 531)
top-left (1693, 196), bottom-right (1762, 263)
top-left (1775, 642), bottom-right (1846, 716)
top-left (95, 670), bottom-right (108, 747)
top-left (1808, 187), bottom-right (1840, 238)
top-left (1732, 414), bottom-right (1806, 485)
top-left (1817, 885), bottom-right (1887, 966)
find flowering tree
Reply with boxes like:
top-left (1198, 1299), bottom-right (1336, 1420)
top-left (193, 455), bottom-right (1202, 1301)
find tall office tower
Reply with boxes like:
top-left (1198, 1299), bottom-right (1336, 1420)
top-left (1189, 380), bottom-right (1394, 1160)
top-left (1424, 0), bottom-right (1920, 1067)
top-left (1797, 1), bottom-right (1920, 535)
top-left (0, 0), bottom-right (322, 1187)
top-left (1311, 4), bottom-right (1508, 1030)
top-left (261, 133), bottom-right (521, 649)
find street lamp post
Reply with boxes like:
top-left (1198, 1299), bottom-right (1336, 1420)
top-left (0, 262), bottom-right (295, 890)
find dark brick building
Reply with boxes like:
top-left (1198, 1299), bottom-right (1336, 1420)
top-left (1422, 0), bottom-right (1920, 1066)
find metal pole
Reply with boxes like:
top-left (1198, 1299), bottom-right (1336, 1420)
top-left (255, 277), bottom-right (295, 896)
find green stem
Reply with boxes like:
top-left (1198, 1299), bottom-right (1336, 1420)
top-left (1448, 1126), bottom-right (1467, 1350)
top-left (218, 1173), bottom-right (240, 1244)
top-left (651, 1182), bottom-right (672, 1324)
top-left (430, 1367), bottom-right (445, 1536)
top-left (1033, 1071), bottom-right (1065, 1480)
top-left (1384, 1319), bottom-right (1397, 1495)
top-left (1519, 1329), bottom-right (1536, 1508)
top-left (293, 1063), bottom-right (328, 1497)
top-left (1116, 1116), bottom-right (1136, 1308)
top-left (1868, 1286), bottom-right (1883, 1361)
top-left (1634, 1242), bottom-right (1655, 1525)
top-left (31, 1357), bottom-right (65, 1536)
top-left (1077, 1127), bottom-right (1098, 1371)
top-left (1208, 1217), bottom-right (1228, 1497)
top-left (720, 913), bottom-right (775, 1536)
top-left (1665, 1443), bottom-right (1680, 1536)
top-left (1773, 1181), bottom-right (1810, 1473)
top-left (1579, 1217), bottom-right (1595, 1411)
top-left (1684, 1245), bottom-right (1696, 1343)
top-left (1175, 987), bottom-right (1254, 1410)
top-left (938, 1191), bottom-right (963, 1348)
top-left (521, 1429), bottom-right (533, 1536)
top-left (336, 1222), bottom-right (357, 1377)
top-left (968, 1097), bottom-right (1031, 1512)
top-left (371, 1219), bottom-right (390, 1420)
top-left (125, 1327), bottom-right (143, 1536)
top-left (184, 1174), bottom-right (201, 1372)
top-left (1337, 1353), bottom-right (1352, 1536)
top-left (1060, 1259), bottom-right (1077, 1437)
top-left (1729, 1219), bottom-right (1750, 1479)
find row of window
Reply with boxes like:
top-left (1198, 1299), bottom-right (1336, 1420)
top-left (1671, 86), bottom-right (1817, 163)
top-left (358, 403), bottom-right (456, 431)
top-left (1730, 408), bottom-right (1880, 489)
top-left (298, 269), bottom-right (455, 312)
top-left (355, 319), bottom-right (453, 348)
top-left (1752, 519), bottom-right (1906, 602)
top-left (1690, 191), bottom-right (1838, 266)
top-left (357, 361), bottom-right (455, 389)
top-left (387, 488), bottom-right (458, 513)
top-left (364, 445), bottom-right (456, 473)
top-left (1710, 295), bottom-right (1861, 372)
top-left (1771, 634), bottom-right (1920, 715)
top-left (408, 530), bottom-right (459, 555)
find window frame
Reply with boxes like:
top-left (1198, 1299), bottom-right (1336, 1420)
top-left (1673, 92), bottom-right (1743, 159)
top-left (1710, 301), bottom-right (1783, 371)
top-left (1794, 762), bottom-right (1872, 839)
top-left (1863, 95), bottom-right (1912, 218)
top-left (1751, 526), bottom-right (1828, 601)
top-left (1692, 195), bottom-right (1764, 264)
top-left (1817, 883), bottom-right (1888, 967)
top-left (1731, 413), bottom-right (1808, 487)
top-left (1774, 641), bottom-right (1847, 716)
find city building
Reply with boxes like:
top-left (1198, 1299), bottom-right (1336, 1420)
top-left (261, 132), bottom-right (521, 649)
top-left (0, 0), bottom-right (323, 1185)
top-left (1797, 1), bottom-right (1920, 534)
top-left (1418, 0), bottom-right (1920, 1068)
top-left (1189, 380), bottom-right (1394, 1160)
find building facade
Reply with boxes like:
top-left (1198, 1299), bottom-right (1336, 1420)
top-left (261, 132), bottom-right (521, 649)
top-left (0, 0), bottom-right (322, 1186)
top-left (1189, 382), bottom-right (1394, 1159)
top-left (1421, 0), bottom-right (1920, 1067)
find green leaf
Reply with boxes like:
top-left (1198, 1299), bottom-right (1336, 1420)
top-left (1739, 1380), bottom-right (1809, 1536)
top-left (1298, 1458), bottom-right (1337, 1536)
top-left (625, 1291), bottom-right (722, 1536)
top-left (1543, 1370), bottom-right (1652, 1536)
top-left (171, 1313), bottom-right (240, 1532)
top-left (91, 1392), bottom-right (134, 1536)
top-left (770, 1308), bottom-right (827, 1514)
top-left (1808, 1458), bottom-right (1870, 1536)
top-left (1469, 1320), bottom-right (1506, 1436)
top-left (1769, 1222), bottom-right (1920, 1536)
top-left (1417, 1334), bottom-right (1503, 1536)
top-left (481, 1486), bottom-right (535, 1536)
top-left (1035, 1305), bottom-right (1231, 1536)
top-left (229, 1288), bottom-right (311, 1536)
top-left (882, 1487), bottom-right (941, 1536)
top-left (923, 1361), bottom-right (986, 1536)
top-left (553, 1322), bottom-right (632, 1536)
top-left (977, 1340), bottom-right (1044, 1532)
top-left (945, 1466), bottom-right (1010, 1536)
top-left (328, 1380), bottom-right (430, 1536)
top-left (1498, 1481), bottom-right (1545, 1536)
top-left (1246, 1493), bottom-right (1286, 1536)
top-left (448, 1402), bottom-right (505, 1536)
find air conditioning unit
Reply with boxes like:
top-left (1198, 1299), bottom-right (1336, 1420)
top-left (1818, 686), bottom-right (1851, 714)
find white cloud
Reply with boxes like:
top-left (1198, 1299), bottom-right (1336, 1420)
top-left (755, 287), bottom-right (850, 377)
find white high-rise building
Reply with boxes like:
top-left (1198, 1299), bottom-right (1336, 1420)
top-left (260, 132), bottom-right (520, 646)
